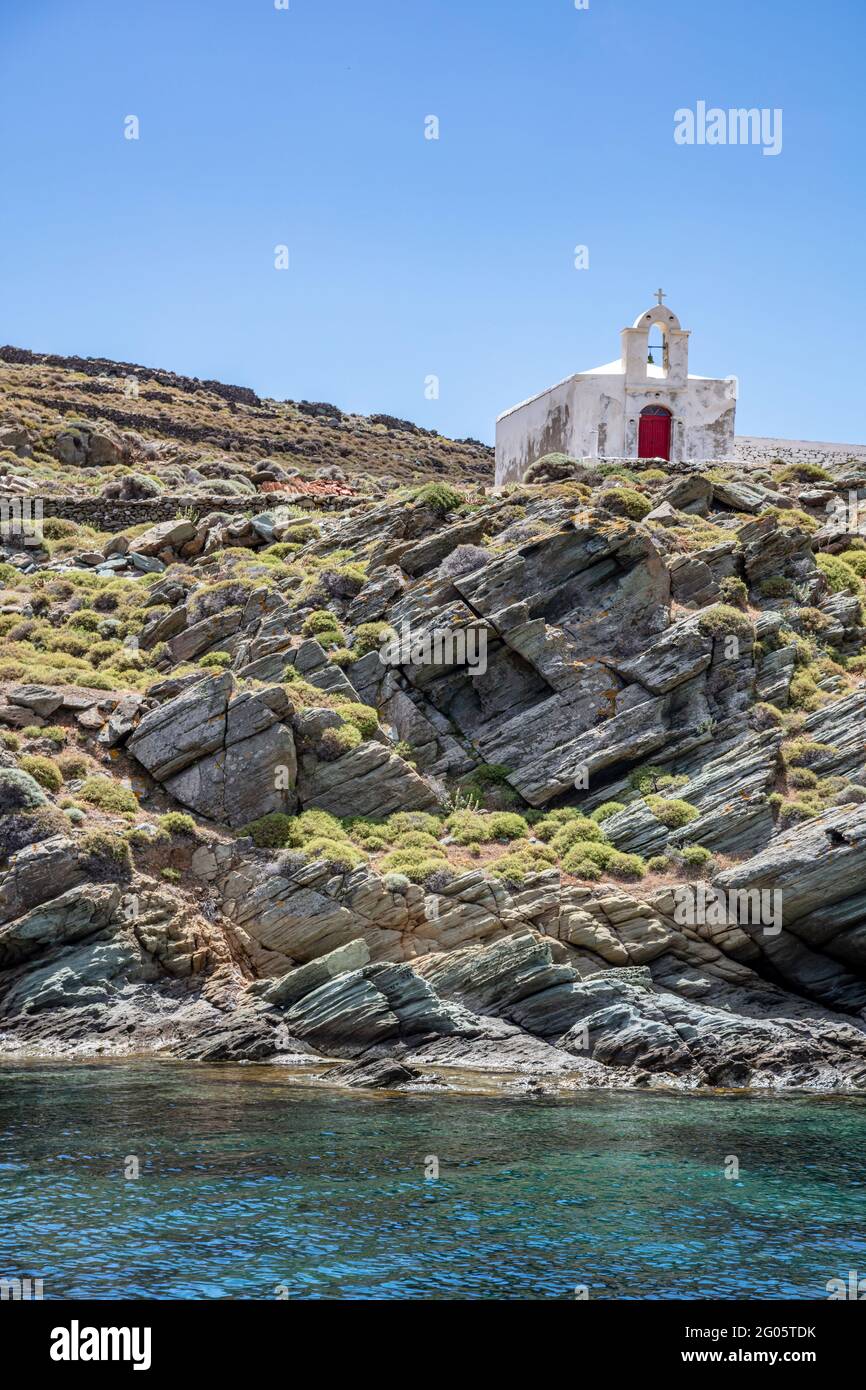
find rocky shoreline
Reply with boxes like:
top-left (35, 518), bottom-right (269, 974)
top-left (3, 355), bottom-right (866, 1094)
top-left (4, 832), bottom-right (866, 1093)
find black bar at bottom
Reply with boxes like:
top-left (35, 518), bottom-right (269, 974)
top-left (5, 1298), bottom-right (858, 1375)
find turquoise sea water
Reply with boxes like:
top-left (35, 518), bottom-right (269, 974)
top-left (0, 1062), bottom-right (864, 1300)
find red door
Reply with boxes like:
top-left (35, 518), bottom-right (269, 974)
top-left (638, 408), bottom-right (671, 460)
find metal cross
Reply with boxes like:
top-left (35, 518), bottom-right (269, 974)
top-left (655, 288), bottom-right (666, 305)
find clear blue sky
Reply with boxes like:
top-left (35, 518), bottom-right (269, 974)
top-left (1, 0), bottom-right (863, 445)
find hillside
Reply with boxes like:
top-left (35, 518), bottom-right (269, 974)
top-left (2, 350), bottom-right (866, 1091)
top-left (0, 345), bottom-right (493, 499)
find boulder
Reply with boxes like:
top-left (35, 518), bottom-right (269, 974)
top-left (128, 673), bottom-right (297, 825)
top-left (127, 519), bottom-right (197, 557)
top-left (0, 884), bottom-right (121, 967)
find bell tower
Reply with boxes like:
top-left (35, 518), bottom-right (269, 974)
top-left (621, 290), bottom-right (690, 387)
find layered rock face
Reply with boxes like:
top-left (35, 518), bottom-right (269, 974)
top-left (3, 356), bottom-right (866, 1089)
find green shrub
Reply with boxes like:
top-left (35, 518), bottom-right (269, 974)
top-left (816, 552), bottom-right (863, 595)
top-left (627, 765), bottom-right (667, 795)
top-left (760, 506), bottom-right (818, 533)
top-left (355, 832), bottom-right (390, 851)
top-left (560, 840), bottom-right (613, 871)
top-left (38, 725), bottom-right (68, 745)
top-left (559, 850), bottom-right (603, 880)
top-left (777, 798), bottom-right (820, 828)
top-left (44, 630), bottom-right (91, 658)
top-left (328, 647), bottom-right (355, 667)
top-left (386, 811), bottom-right (442, 838)
top-left (788, 767), bottom-right (818, 789)
top-left (242, 812), bottom-right (294, 848)
top-left (88, 640), bottom-right (123, 666)
top-left (680, 844), bottom-right (712, 867)
top-left (289, 809), bottom-right (348, 844)
top-left (56, 750), bottom-right (89, 781)
top-left (470, 763), bottom-right (512, 786)
top-left (597, 486), bottom-right (651, 520)
top-left (696, 604), bottom-right (754, 639)
top-left (127, 824), bottom-right (169, 848)
top-left (445, 810), bottom-right (492, 844)
top-left (159, 812), bottom-right (200, 838)
top-left (336, 702), bottom-right (378, 738)
top-left (411, 482), bottom-right (465, 513)
top-left (549, 818), bottom-right (606, 855)
top-left (784, 737), bottom-right (835, 767)
top-left (719, 576), bottom-right (748, 609)
top-left (590, 801), bottom-right (626, 822)
top-left (378, 848), bottom-right (447, 883)
top-left (383, 872), bottom-right (411, 892)
top-left (348, 818), bottom-right (392, 848)
top-left (318, 724), bottom-right (362, 760)
top-left (776, 463), bottom-right (832, 483)
top-left (392, 830), bottom-right (445, 853)
top-left (352, 622), bottom-right (396, 658)
top-left (645, 795), bottom-right (700, 829)
top-left (303, 609), bottom-right (344, 639)
top-left (788, 669), bottom-right (825, 712)
top-left (758, 577), bottom-right (792, 599)
top-left (647, 855), bottom-right (671, 873)
top-left (18, 754), bottom-right (63, 793)
top-left (69, 609), bottom-right (101, 632)
top-left (535, 807), bottom-right (595, 840)
top-left (0, 732), bottom-right (20, 751)
top-left (278, 521), bottom-right (320, 546)
top-left (0, 767), bottom-right (48, 814)
top-left (79, 777), bottom-right (139, 814)
top-left (161, 867), bottom-right (182, 882)
top-left (507, 838), bottom-right (556, 865)
top-left (486, 853), bottom-right (551, 887)
top-left (199, 651), bottom-right (232, 669)
top-left (78, 829), bottom-right (133, 881)
top-left (839, 550), bottom-right (866, 579)
top-left (300, 837), bottom-right (365, 871)
top-left (605, 849), bottom-right (647, 880)
top-left (486, 811), bottom-right (529, 841)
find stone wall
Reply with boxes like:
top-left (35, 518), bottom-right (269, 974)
top-left (36, 492), bottom-right (356, 533)
top-left (734, 436), bottom-right (866, 469)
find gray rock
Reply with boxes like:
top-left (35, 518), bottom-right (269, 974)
top-left (0, 885), bottom-right (121, 967)
top-left (128, 519), bottom-right (197, 556)
top-left (252, 938), bottom-right (371, 1007)
top-left (326, 1057), bottom-right (422, 1088)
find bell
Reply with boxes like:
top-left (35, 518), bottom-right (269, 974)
top-left (647, 351), bottom-right (655, 364)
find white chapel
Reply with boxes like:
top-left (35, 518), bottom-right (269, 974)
top-left (495, 294), bottom-right (737, 485)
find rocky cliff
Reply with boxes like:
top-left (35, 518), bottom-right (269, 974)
top-left (2, 354), bottom-right (866, 1091)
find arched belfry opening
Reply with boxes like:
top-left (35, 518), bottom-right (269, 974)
top-left (646, 320), bottom-right (670, 374)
